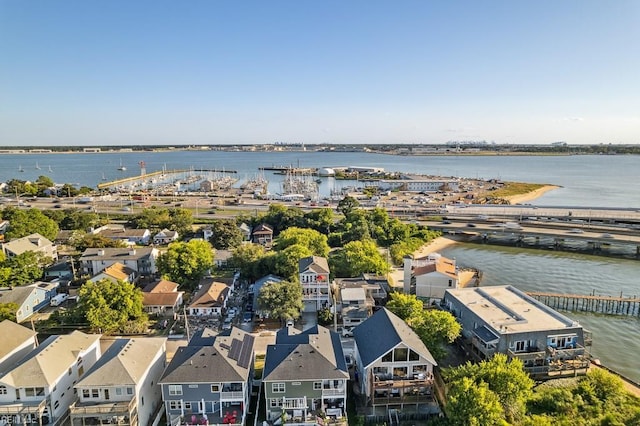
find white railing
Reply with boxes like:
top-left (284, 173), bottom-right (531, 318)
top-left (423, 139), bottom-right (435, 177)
top-left (220, 391), bottom-right (244, 401)
top-left (282, 397), bottom-right (307, 409)
top-left (322, 388), bottom-right (346, 397)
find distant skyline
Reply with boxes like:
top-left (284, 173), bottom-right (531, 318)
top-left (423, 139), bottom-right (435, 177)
top-left (1, 1), bottom-right (639, 146)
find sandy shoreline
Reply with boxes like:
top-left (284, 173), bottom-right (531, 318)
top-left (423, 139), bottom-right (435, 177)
top-left (504, 184), bottom-right (560, 205)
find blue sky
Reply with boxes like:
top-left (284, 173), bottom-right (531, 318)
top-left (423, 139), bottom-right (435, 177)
top-left (1, 0), bottom-right (638, 145)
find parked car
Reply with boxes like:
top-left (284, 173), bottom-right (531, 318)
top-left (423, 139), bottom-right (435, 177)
top-left (242, 312), bottom-right (253, 323)
top-left (341, 327), bottom-right (354, 338)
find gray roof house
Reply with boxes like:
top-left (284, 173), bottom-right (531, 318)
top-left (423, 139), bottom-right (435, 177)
top-left (69, 337), bottom-right (167, 426)
top-left (153, 229), bottom-right (179, 245)
top-left (262, 325), bottom-right (349, 424)
top-left (0, 331), bottom-right (102, 425)
top-left (159, 327), bottom-right (255, 426)
top-left (1, 233), bottom-right (57, 262)
top-left (298, 256), bottom-right (331, 313)
top-left (443, 285), bottom-right (592, 379)
top-left (0, 320), bottom-right (37, 375)
top-left (0, 281), bottom-right (59, 323)
top-left (79, 247), bottom-right (159, 277)
top-left (353, 308), bottom-right (438, 413)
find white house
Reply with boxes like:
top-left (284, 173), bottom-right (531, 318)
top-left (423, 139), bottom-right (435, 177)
top-left (186, 280), bottom-right (230, 317)
top-left (79, 247), bottom-right (159, 277)
top-left (299, 256), bottom-right (331, 312)
top-left (153, 229), bottom-right (179, 245)
top-left (403, 253), bottom-right (459, 302)
top-left (0, 320), bottom-right (37, 375)
top-left (70, 337), bottom-right (167, 426)
top-left (0, 331), bottom-right (102, 425)
top-left (1, 233), bottom-right (57, 262)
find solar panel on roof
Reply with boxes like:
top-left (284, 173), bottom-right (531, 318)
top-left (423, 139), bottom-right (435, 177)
top-left (228, 339), bottom-right (242, 361)
top-left (238, 335), bottom-right (254, 369)
top-left (219, 342), bottom-right (231, 350)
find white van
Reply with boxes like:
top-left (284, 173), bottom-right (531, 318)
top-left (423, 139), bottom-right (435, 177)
top-left (50, 294), bottom-right (68, 307)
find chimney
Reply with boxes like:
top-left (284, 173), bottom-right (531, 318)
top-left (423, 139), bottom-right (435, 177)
top-left (129, 249), bottom-right (136, 256)
top-left (97, 249), bottom-right (105, 256)
top-left (403, 255), bottom-right (413, 294)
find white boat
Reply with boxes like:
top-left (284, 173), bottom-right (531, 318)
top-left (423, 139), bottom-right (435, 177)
top-left (117, 159), bottom-right (127, 171)
top-left (18, 165), bottom-right (24, 172)
top-left (48, 165), bottom-right (53, 172)
top-left (35, 161), bottom-right (41, 170)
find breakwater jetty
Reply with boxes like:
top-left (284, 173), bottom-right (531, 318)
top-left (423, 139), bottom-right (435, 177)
top-left (526, 291), bottom-right (640, 316)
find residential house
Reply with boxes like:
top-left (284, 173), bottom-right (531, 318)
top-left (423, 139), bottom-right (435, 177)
top-left (1, 233), bottom-right (57, 262)
top-left (0, 331), bottom-right (102, 425)
top-left (335, 275), bottom-right (388, 307)
top-left (251, 224), bottom-right (273, 246)
top-left (154, 229), bottom-right (179, 245)
top-left (186, 280), bottom-right (230, 317)
top-left (443, 285), bottom-right (592, 379)
top-left (238, 223), bottom-right (251, 241)
top-left (213, 249), bottom-right (232, 269)
top-left (0, 320), bottom-right (37, 375)
top-left (44, 260), bottom-right (74, 280)
top-left (299, 256), bottom-right (331, 312)
top-left (69, 337), bottom-right (167, 426)
top-left (142, 280), bottom-right (184, 316)
top-left (353, 308), bottom-right (438, 413)
top-left (159, 327), bottom-right (255, 426)
top-left (79, 247), bottom-right (159, 277)
top-left (0, 221), bottom-right (9, 243)
top-left (91, 262), bottom-right (138, 284)
top-left (97, 228), bottom-right (151, 246)
top-left (262, 325), bottom-right (349, 424)
top-left (0, 281), bottom-right (59, 323)
top-left (403, 253), bottom-right (459, 302)
top-left (336, 286), bottom-right (372, 329)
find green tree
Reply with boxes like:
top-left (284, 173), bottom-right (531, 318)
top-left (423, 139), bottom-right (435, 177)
top-left (5, 251), bottom-right (50, 285)
top-left (337, 196), bottom-right (359, 216)
top-left (208, 220), bottom-right (244, 250)
top-left (71, 233), bottom-right (128, 252)
top-left (446, 377), bottom-right (505, 426)
top-left (156, 240), bottom-right (214, 288)
top-left (272, 244), bottom-right (313, 281)
top-left (229, 243), bottom-right (267, 282)
top-left (329, 239), bottom-right (390, 277)
top-left (168, 208), bottom-right (194, 237)
top-left (2, 207), bottom-right (59, 240)
top-left (273, 227), bottom-right (330, 257)
top-left (262, 204), bottom-right (304, 235)
top-left (78, 278), bottom-right (147, 333)
top-left (386, 292), bottom-right (424, 321)
top-left (302, 208), bottom-right (334, 234)
top-left (0, 302), bottom-right (19, 322)
top-left (317, 307), bottom-right (333, 326)
top-left (257, 280), bottom-right (304, 322)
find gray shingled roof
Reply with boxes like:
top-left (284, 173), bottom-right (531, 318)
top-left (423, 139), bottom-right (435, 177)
top-left (76, 337), bottom-right (166, 387)
top-left (263, 325), bottom-right (348, 382)
top-left (298, 256), bottom-right (330, 275)
top-left (353, 308), bottom-right (437, 368)
top-left (0, 320), bottom-right (36, 363)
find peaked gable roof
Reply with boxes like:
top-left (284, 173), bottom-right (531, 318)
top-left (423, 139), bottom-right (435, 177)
top-left (80, 247), bottom-right (156, 261)
top-left (160, 327), bottom-right (254, 384)
top-left (97, 262), bottom-right (136, 281)
top-left (252, 223), bottom-right (273, 234)
top-left (263, 325), bottom-right (348, 382)
top-left (353, 308), bottom-right (436, 368)
top-left (298, 256), bottom-right (330, 275)
top-left (0, 331), bottom-right (101, 388)
top-left (0, 320), bottom-right (37, 362)
top-left (76, 337), bottom-right (166, 387)
top-left (2, 233), bottom-right (53, 256)
top-left (143, 279), bottom-right (179, 293)
top-left (188, 281), bottom-right (229, 309)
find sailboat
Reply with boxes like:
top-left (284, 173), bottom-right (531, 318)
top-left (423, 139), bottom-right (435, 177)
top-left (102, 172), bottom-right (107, 181)
top-left (117, 159), bottom-right (127, 171)
top-left (18, 165), bottom-right (24, 172)
top-left (35, 161), bottom-right (41, 170)
top-left (48, 165), bottom-right (53, 172)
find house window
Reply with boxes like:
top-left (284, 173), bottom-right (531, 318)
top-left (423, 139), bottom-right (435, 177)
top-left (0, 386), bottom-right (6, 395)
top-left (185, 402), bottom-right (192, 410)
top-left (115, 388), bottom-right (123, 396)
top-left (393, 347), bottom-right (408, 362)
top-left (408, 350), bottom-right (420, 361)
top-left (54, 401), bottom-right (59, 409)
top-left (272, 383), bottom-right (285, 393)
top-left (515, 341), bottom-right (526, 352)
top-left (168, 385), bottom-right (183, 396)
top-left (313, 382), bottom-right (322, 390)
top-left (382, 351), bottom-right (393, 363)
top-left (126, 387), bottom-right (133, 395)
top-left (270, 399), bottom-right (283, 408)
top-left (92, 389), bottom-right (99, 398)
top-left (211, 384), bottom-right (220, 392)
top-left (169, 400), bottom-right (182, 410)
top-left (82, 389), bottom-right (90, 398)
top-left (448, 280), bottom-right (452, 287)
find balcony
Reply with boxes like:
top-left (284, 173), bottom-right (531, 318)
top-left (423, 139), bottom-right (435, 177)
top-left (220, 391), bottom-right (245, 401)
top-left (372, 374), bottom-right (435, 406)
top-left (282, 397), bottom-right (308, 410)
top-left (321, 387), bottom-right (346, 397)
top-left (69, 398), bottom-right (138, 426)
top-left (508, 345), bottom-right (590, 379)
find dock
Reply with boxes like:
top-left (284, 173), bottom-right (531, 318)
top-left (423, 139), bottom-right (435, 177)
top-left (526, 291), bottom-right (640, 316)
top-left (97, 168), bottom-right (237, 190)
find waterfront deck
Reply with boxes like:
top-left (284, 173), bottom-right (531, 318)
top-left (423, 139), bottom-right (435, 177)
top-left (526, 291), bottom-right (640, 316)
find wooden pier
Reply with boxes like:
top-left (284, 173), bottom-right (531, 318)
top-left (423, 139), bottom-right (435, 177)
top-left (526, 291), bottom-right (640, 316)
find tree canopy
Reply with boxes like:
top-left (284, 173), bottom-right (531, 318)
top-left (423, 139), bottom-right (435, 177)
top-left (273, 227), bottom-right (330, 257)
top-left (0, 303), bottom-right (19, 322)
top-left (229, 243), bottom-right (268, 282)
top-left (207, 220), bottom-right (244, 250)
top-left (157, 239), bottom-right (214, 288)
top-left (0, 251), bottom-right (50, 286)
top-left (329, 239), bottom-right (390, 277)
top-left (257, 280), bottom-right (304, 322)
top-left (78, 278), bottom-right (147, 334)
top-left (1, 207), bottom-right (59, 240)
top-left (129, 207), bottom-right (193, 236)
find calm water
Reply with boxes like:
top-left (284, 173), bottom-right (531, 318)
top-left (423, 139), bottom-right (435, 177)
top-left (440, 243), bottom-right (640, 383)
top-left (2, 151), bottom-right (639, 379)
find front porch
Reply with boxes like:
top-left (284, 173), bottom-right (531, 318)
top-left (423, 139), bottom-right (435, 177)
top-left (371, 375), bottom-right (435, 406)
top-left (168, 403), bottom-right (244, 426)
